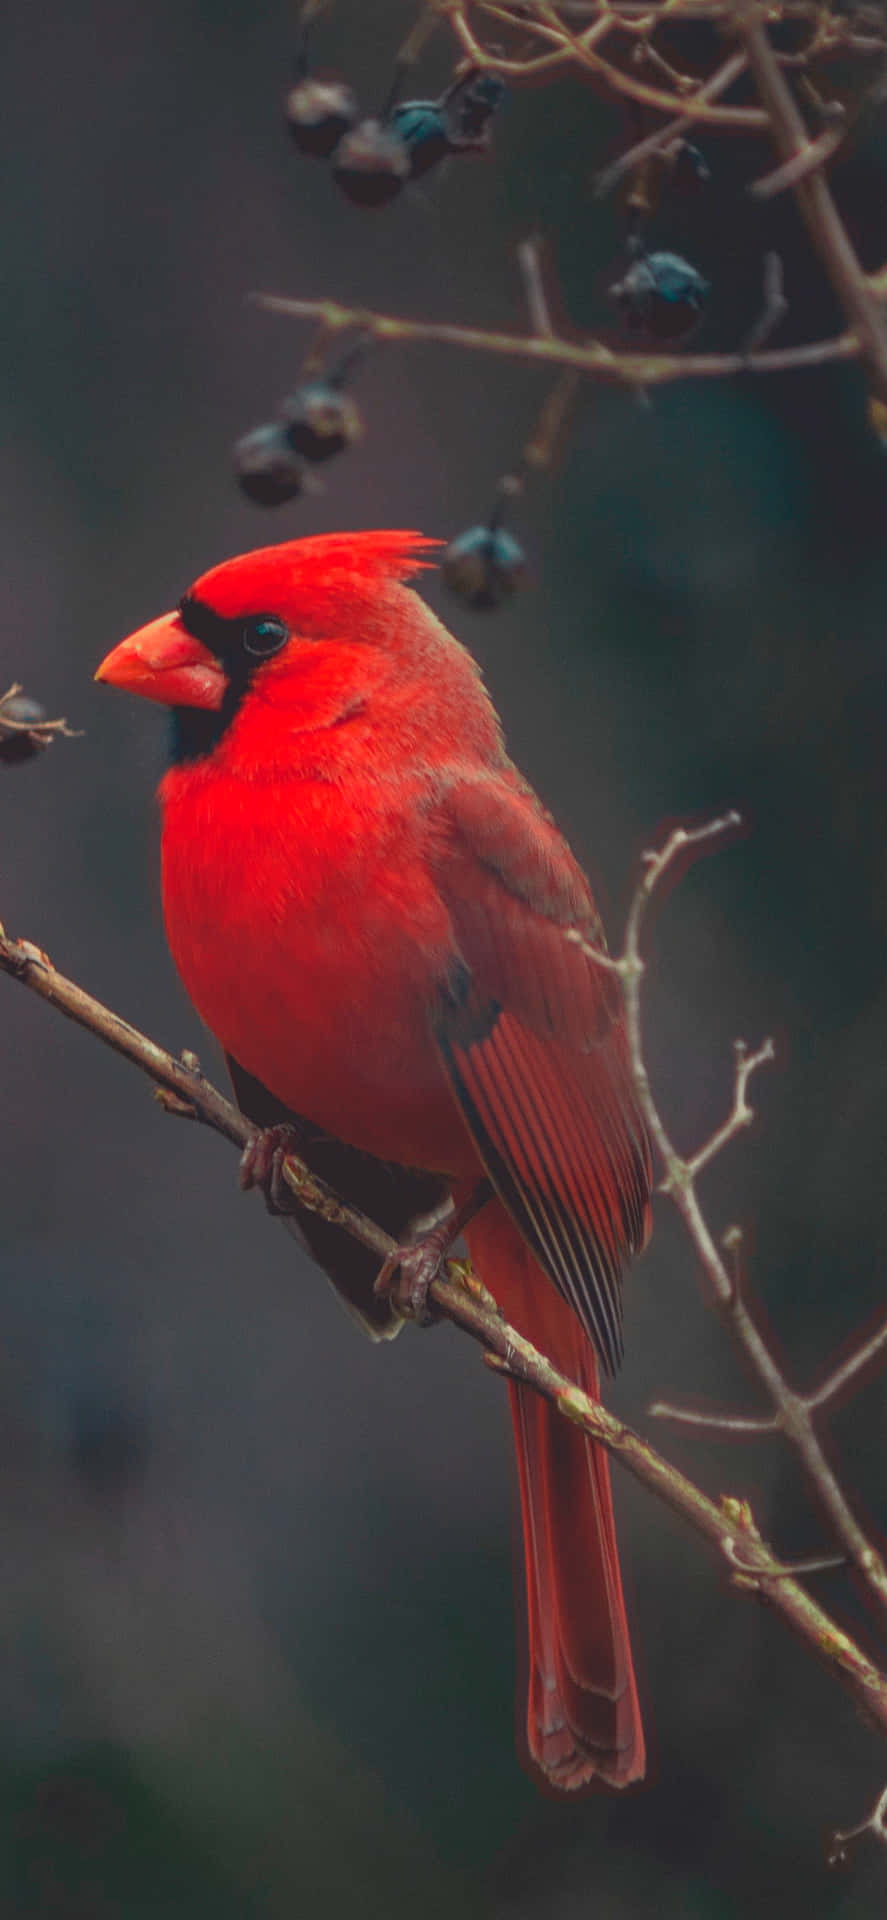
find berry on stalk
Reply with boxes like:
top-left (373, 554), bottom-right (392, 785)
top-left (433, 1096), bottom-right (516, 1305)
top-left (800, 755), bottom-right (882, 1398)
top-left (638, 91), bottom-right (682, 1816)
top-left (0, 692), bottom-right (49, 765)
top-left (389, 100), bottom-right (452, 180)
top-left (285, 77), bottom-right (358, 158)
top-left (233, 424), bottom-right (305, 506)
top-left (610, 251), bottom-right (709, 341)
top-left (281, 381), bottom-right (363, 462)
top-left (669, 141), bottom-right (710, 193)
top-left (447, 70), bottom-right (505, 145)
top-left (331, 118), bottom-right (410, 207)
top-left (442, 525), bottom-right (526, 611)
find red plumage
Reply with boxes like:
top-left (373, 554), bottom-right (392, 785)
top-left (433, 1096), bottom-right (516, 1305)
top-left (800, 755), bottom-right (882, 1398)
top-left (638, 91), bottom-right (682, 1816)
top-left (96, 531), bottom-right (652, 1790)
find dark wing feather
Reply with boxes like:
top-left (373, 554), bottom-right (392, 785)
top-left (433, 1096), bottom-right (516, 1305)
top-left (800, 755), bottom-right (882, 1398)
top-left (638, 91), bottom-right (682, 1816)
top-left (431, 771), bottom-right (651, 1373)
top-left (226, 1055), bottom-right (448, 1342)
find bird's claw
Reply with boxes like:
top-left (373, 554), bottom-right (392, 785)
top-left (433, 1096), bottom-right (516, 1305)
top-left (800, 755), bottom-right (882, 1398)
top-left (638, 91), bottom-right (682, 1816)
top-left (374, 1180), bottom-right (493, 1324)
top-left (373, 1227), bottom-right (451, 1326)
top-left (239, 1123), bottom-right (304, 1216)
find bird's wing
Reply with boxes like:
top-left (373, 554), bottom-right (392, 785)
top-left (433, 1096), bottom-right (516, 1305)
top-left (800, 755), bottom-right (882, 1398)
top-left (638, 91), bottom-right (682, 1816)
top-left (226, 1055), bottom-right (448, 1342)
top-left (430, 770), bottom-right (651, 1373)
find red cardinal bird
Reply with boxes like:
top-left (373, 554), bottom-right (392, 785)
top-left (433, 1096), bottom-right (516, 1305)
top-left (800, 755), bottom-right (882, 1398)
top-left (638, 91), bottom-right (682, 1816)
top-left (96, 531), bottom-right (651, 1790)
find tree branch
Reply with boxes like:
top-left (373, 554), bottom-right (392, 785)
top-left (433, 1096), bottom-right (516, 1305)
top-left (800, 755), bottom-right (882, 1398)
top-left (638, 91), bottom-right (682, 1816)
top-left (3, 910), bottom-right (887, 1753)
top-left (255, 291), bottom-right (862, 387)
top-left (569, 815), bottom-right (887, 1623)
top-left (736, 0), bottom-right (887, 401)
top-left (444, 0), bottom-right (768, 124)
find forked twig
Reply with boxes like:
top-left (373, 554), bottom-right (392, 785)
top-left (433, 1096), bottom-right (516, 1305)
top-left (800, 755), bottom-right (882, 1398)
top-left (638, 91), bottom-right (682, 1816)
top-left (567, 815), bottom-right (887, 1624)
top-left (828, 1780), bottom-right (887, 1867)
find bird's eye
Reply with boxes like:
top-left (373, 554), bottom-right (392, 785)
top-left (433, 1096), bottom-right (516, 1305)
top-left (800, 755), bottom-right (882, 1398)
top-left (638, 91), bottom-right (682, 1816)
top-left (243, 615), bottom-right (289, 660)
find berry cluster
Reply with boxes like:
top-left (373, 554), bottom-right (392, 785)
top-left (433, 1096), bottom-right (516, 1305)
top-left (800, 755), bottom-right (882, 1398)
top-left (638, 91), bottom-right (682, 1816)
top-left (234, 349), bottom-right (364, 507)
top-left (235, 23), bottom-right (714, 606)
top-left (286, 63), bottom-right (505, 209)
top-left (442, 523), bottom-right (527, 613)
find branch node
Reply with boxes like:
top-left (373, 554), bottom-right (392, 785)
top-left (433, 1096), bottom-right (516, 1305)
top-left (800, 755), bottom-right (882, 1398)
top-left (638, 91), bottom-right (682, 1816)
top-left (558, 1384), bottom-right (592, 1427)
top-left (482, 1348), bottom-right (511, 1375)
top-left (828, 1781), bottom-right (887, 1866)
top-left (445, 1257), bottom-right (502, 1315)
top-left (657, 1155), bottom-right (691, 1198)
top-left (154, 1085), bottom-right (200, 1120)
top-left (11, 937), bottom-right (52, 975)
top-left (802, 1311), bottom-right (887, 1412)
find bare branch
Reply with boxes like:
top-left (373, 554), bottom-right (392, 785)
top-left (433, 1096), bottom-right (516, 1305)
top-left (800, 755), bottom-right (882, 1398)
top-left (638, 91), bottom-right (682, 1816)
top-left (736, 0), bottom-right (887, 400)
top-left (603, 813), bottom-right (887, 1623)
top-left (255, 291), bottom-right (863, 388)
top-left (721, 1538), bottom-right (846, 1580)
top-left (741, 253), bottom-right (789, 361)
top-left (806, 1315), bottom-right (887, 1412)
top-left (682, 1036), bottom-right (776, 1183)
top-left (3, 915), bottom-right (887, 1745)
top-left (464, 1), bottom-right (768, 124)
top-left (594, 51), bottom-right (748, 198)
top-left (749, 123), bottom-right (846, 200)
top-left (517, 234), bottom-right (555, 338)
top-left (649, 1400), bottom-right (781, 1434)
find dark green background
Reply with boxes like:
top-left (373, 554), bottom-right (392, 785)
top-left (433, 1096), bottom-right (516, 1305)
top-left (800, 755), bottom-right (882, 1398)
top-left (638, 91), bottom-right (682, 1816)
top-left (2, 1), bottom-right (886, 1913)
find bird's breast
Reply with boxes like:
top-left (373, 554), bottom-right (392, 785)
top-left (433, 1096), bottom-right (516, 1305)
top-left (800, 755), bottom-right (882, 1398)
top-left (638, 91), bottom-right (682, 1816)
top-left (159, 764), bottom-right (475, 1175)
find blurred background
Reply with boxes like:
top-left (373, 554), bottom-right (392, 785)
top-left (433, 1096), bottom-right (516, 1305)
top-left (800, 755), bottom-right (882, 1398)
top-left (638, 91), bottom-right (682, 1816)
top-left (2, 1), bottom-right (887, 1913)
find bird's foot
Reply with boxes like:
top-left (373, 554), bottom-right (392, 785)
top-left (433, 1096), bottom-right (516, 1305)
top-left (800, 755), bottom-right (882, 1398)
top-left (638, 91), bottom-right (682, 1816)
top-left (373, 1180), bottom-right (493, 1325)
top-left (239, 1124), bottom-right (304, 1216)
top-left (373, 1220), bottom-right (454, 1326)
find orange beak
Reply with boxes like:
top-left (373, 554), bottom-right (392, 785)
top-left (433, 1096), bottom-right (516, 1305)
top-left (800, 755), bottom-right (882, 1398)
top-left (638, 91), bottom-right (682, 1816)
top-left (95, 612), bottom-right (227, 711)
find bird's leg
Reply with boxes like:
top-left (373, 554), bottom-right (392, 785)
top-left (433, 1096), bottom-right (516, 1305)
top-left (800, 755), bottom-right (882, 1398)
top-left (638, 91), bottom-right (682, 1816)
top-left (373, 1179), bottom-right (492, 1324)
top-left (239, 1123), bottom-right (306, 1216)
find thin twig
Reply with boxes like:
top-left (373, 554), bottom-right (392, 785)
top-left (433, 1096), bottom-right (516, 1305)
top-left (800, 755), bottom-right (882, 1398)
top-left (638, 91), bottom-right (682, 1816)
top-left (517, 235), bottom-right (555, 338)
top-left (2, 916), bottom-right (887, 1743)
top-left (652, 1300), bottom-right (887, 1432)
top-left (254, 291), bottom-right (862, 386)
top-left (741, 253), bottom-right (789, 361)
top-left (0, 683), bottom-right (78, 751)
top-left (446, 0), bottom-right (768, 123)
top-left (749, 123), bottom-right (846, 200)
top-left (681, 1036), bottom-right (776, 1184)
top-left (650, 1399), bottom-right (781, 1433)
top-left (736, 0), bottom-right (887, 401)
top-left (569, 813), bottom-right (887, 1622)
top-left (806, 1316), bottom-right (887, 1412)
top-left (594, 50), bottom-right (747, 198)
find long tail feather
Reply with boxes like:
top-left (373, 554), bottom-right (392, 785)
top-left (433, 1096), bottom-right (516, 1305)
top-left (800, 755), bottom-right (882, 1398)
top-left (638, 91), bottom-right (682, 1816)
top-left (465, 1201), bottom-right (644, 1791)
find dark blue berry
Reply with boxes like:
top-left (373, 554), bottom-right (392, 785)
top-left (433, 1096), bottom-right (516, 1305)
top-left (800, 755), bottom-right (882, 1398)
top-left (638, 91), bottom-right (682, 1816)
top-left (0, 693), bottom-right (48, 764)
top-left (285, 78), bottom-right (358, 158)
top-left (610, 251), bottom-right (709, 341)
top-left (448, 72), bottom-right (506, 144)
top-left (389, 101), bottom-right (451, 180)
top-left (331, 119), bottom-right (410, 207)
top-left (233, 425), bottom-right (305, 506)
top-left (442, 526), bottom-right (526, 611)
top-left (281, 382), bottom-right (362, 462)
